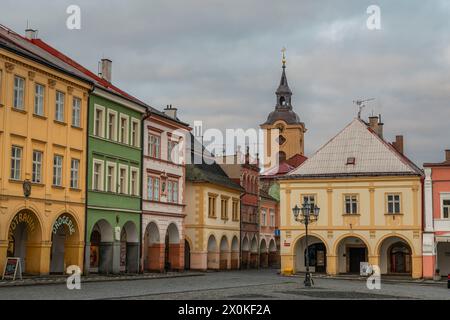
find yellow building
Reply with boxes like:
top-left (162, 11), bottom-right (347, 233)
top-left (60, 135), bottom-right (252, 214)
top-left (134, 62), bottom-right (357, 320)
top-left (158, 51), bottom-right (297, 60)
top-left (184, 139), bottom-right (242, 270)
top-left (0, 28), bottom-right (92, 274)
top-left (279, 117), bottom-right (424, 279)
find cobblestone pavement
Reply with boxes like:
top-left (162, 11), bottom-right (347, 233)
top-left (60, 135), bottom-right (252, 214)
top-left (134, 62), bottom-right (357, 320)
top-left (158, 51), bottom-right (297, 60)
top-left (0, 269), bottom-right (447, 300)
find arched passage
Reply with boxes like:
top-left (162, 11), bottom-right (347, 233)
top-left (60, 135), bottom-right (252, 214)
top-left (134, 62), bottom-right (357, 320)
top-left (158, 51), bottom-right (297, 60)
top-left (231, 236), bottom-right (239, 269)
top-left (165, 223), bottom-right (182, 271)
top-left (219, 236), bottom-right (229, 270)
top-left (268, 239), bottom-right (278, 268)
top-left (377, 236), bottom-right (412, 275)
top-left (207, 235), bottom-right (218, 270)
top-left (260, 239), bottom-right (268, 268)
top-left (250, 236), bottom-right (258, 268)
top-left (241, 236), bottom-right (250, 269)
top-left (294, 235), bottom-right (327, 273)
top-left (184, 238), bottom-right (191, 270)
top-left (335, 235), bottom-right (369, 274)
top-left (89, 219), bottom-right (113, 274)
top-left (120, 221), bottom-right (139, 273)
top-left (50, 213), bottom-right (81, 274)
top-left (7, 209), bottom-right (43, 274)
top-left (144, 221), bottom-right (161, 271)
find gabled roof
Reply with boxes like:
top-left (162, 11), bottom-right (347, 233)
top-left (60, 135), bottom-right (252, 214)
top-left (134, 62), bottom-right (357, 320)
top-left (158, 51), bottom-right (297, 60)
top-left (285, 118), bottom-right (422, 178)
top-left (261, 153), bottom-right (308, 177)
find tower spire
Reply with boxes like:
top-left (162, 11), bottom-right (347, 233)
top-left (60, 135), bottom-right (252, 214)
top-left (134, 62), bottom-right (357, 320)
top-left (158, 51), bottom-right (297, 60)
top-left (276, 47), bottom-right (292, 109)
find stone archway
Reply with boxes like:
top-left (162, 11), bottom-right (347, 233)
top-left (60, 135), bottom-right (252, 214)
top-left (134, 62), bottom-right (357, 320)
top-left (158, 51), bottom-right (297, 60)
top-left (250, 236), bottom-right (258, 268)
top-left (207, 235), bottom-right (219, 270)
top-left (294, 235), bottom-right (327, 273)
top-left (143, 221), bottom-right (161, 271)
top-left (268, 239), bottom-right (278, 268)
top-left (165, 223), bottom-right (182, 271)
top-left (50, 213), bottom-right (81, 274)
top-left (260, 239), bottom-right (268, 268)
top-left (89, 219), bottom-right (113, 274)
top-left (7, 209), bottom-right (43, 274)
top-left (219, 236), bottom-right (229, 270)
top-left (231, 236), bottom-right (239, 269)
top-left (335, 235), bottom-right (369, 274)
top-left (120, 221), bottom-right (139, 273)
top-left (378, 236), bottom-right (412, 275)
top-left (241, 236), bottom-right (250, 269)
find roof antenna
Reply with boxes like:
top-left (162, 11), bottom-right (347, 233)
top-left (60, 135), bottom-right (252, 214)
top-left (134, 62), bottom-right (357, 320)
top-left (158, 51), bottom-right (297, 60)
top-left (353, 98), bottom-right (375, 119)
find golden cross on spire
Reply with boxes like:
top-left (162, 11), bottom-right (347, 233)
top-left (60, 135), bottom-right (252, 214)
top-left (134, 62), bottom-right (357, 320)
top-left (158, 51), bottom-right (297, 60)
top-left (281, 47), bottom-right (286, 67)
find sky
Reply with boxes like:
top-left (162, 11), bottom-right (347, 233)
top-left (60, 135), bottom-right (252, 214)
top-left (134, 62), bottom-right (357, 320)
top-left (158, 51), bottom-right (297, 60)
top-left (2, 0), bottom-right (450, 165)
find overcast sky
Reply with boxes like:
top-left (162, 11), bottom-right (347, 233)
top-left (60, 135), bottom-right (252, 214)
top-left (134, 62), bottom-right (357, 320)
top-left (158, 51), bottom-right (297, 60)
top-left (3, 0), bottom-right (450, 165)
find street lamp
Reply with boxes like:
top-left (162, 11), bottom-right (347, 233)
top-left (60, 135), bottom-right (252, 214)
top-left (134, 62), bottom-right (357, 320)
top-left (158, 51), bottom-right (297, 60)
top-left (292, 201), bottom-right (320, 287)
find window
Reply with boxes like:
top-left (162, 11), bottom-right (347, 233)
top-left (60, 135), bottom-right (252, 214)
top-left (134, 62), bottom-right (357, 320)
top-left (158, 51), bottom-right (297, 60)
top-left (94, 106), bottom-right (105, 137)
top-left (119, 166), bottom-right (128, 194)
top-left (55, 91), bottom-right (65, 122)
top-left (106, 163), bottom-right (116, 192)
top-left (345, 195), bottom-right (358, 215)
top-left (232, 200), bottom-right (239, 221)
top-left (172, 181), bottom-right (178, 204)
top-left (168, 140), bottom-right (179, 163)
top-left (208, 195), bottom-right (217, 218)
top-left (72, 97), bottom-right (81, 127)
top-left (130, 168), bottom-right (139, 196)
top-left (442, 199), bottom-right (450, 219)
top-left (53, 155), bottom-right (63, 186)
top-left (147, 176), bottom-right (160, 201)
top-left (10, 146), bottom-right (22, 180)
top-left (261, 208), bottom-right (267, 226)
top-left (270, 209), bottom-right (275, 227)
top-left (93, 160), bottom-right (104, 191)
top-left (302, 195), bottom-right (316, 214)
top-left (148, 134), bottom-right (161, 158)
top-left (34, 84), bottom-right (44, 116)
top-left (221, 198), bottom-right (228, 220)
top-left (70, 159), bottom-right (80, 189)
top-left (131, 119), bottom-right (139, 147)
top-left (13, 76), bottom-right (25, 110)
top-left (32, 151), bottom-right (43, 183)
top-left (107, 110), bottom-right (117, 141)
top-left (346, 157), bottom-right (356, 165)
top-left (387, 194), bottom-right (401, 214)
top-left (119, 115), bottom-right (129, 144)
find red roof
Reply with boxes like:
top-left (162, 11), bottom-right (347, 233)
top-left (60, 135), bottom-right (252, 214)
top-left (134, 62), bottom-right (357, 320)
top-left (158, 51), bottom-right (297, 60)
top-left (29, 38), bottom-right (145, 106)
top-left (262, 153), bottom-right (308, 177)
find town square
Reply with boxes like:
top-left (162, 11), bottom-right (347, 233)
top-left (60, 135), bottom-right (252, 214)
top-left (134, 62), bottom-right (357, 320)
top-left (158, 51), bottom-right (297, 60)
top-left (0, 0), bottom-right (449, 304)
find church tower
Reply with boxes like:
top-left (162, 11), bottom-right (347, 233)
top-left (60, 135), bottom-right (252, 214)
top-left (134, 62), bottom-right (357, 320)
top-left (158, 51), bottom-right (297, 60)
top-left (260, 50), bottom-right (306, 170)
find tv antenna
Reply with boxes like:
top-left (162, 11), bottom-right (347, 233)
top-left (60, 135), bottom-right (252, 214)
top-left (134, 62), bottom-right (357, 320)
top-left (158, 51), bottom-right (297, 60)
top-left (353, 98), bottom-right (375, 119)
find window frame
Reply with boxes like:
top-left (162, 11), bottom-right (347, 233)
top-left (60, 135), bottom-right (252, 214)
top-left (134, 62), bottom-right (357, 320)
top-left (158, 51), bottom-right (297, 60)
top-left (106, 109), bottom-right (118, 141)
top-left (34, 83), bottom-right (45, 116)
top-left (270, 209), bottom-right (276, 227)
top-left (13, 75), bottom-right (25, 110)
top-left (386, 193), bottom-right (402, 215)
top-left (261, 208), bottom-right (267, 226)
top-left (70, 158), bottom-right (80, 189)
top-left (32, 150), bottom-right (43, 183)
top-left (118, 164), bottom-right (129, 195)
top-left (55, 90), bottom-right (65, 122)
top-left (232, 199), bottom-right (239, 221)
top-left (53, 154), bottom-right (64, 187)
top-left (344, 194), bottom-right (359, 215)
top-left (129, 167), bottom-right (139, 196)
top-left (72, 96), bottom-right (82, 128)
top-left (119, 114), bottom-right (129, 145)
top-left (440, 193), bottom-right (450, 220)
top-left (148, 133), bottom-right (161, 158)
top-left (93, 104), bottom-right (106, 138)
top-left (106, 162), bottom-right (117, 193)
top-left (130, 118), bottom-right (140, 147)
top-left (208, 193), bottom-right (218, 218)
top-left (10, 145), bottom-right (23, 180)
top-left (92, 159), bottom-right (105, 191)
top-left (301, 194), bottom-right (317, 214)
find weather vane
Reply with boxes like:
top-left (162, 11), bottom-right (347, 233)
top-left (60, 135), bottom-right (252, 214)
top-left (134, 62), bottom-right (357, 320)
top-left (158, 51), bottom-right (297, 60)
top-left (281, 47), bottom-right (286, 67)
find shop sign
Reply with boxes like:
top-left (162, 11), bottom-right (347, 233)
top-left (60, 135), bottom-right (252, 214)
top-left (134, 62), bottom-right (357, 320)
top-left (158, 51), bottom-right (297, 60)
top-left (53, 216), bottom-right (76, 235)
top-left (2, 257), bottom-right (22, 281)
top-left (9, 212), bottom-right (36, 234)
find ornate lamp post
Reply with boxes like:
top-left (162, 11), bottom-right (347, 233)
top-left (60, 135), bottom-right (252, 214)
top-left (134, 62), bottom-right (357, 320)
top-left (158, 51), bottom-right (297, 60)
top-left (292, 201), bottom-right (320, 287)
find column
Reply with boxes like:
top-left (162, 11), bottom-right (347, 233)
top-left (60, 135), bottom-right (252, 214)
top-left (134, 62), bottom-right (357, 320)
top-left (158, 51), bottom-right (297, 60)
top-left (326, 255), bottom-right (337, 276)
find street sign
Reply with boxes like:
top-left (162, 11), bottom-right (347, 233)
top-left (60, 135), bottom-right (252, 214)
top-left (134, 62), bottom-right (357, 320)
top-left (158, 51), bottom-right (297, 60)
top-left (2, 257), bottom-right (22, 281)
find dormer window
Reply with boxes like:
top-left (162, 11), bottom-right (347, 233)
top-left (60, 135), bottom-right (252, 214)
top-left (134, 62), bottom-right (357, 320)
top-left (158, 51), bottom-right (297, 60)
top-left (346, 157), bottom-right (356, 165)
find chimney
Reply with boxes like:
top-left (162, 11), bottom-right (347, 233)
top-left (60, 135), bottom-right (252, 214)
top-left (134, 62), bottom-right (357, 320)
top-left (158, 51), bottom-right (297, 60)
top-left (368, 116), bottom-right (379, 134)
top-left (163, 104), bottom-right (178, 119)
top-left (392, 135), bottom-right (404, 155)
top-left (446, 150), bottom-right (450, 162)
top-left (25, 29), bottom-right (38, 40)
top-left (377, 114), bottom-right (384, 139)
top-left (100, 58), bottom-right (112, 82)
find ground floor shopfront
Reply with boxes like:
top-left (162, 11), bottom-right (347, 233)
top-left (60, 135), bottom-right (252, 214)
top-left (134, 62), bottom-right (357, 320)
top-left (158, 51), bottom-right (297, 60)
top-left (84, 208), bottom-right (140, 274)
top-left (259, 233), bottom-right (279, 268)
top-left (185, 227), bottom-right (240, 271)
top-left (0, 198), bottom-right (84, 275)
top-left (281, 229), bottom-right (423, 279)
top-left (423, 232), bottom-right (450, 278)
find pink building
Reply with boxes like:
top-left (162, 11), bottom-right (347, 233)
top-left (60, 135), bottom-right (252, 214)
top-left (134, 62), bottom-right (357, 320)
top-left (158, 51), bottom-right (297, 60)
top-left (423, 150), bottom-right (450, 279)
